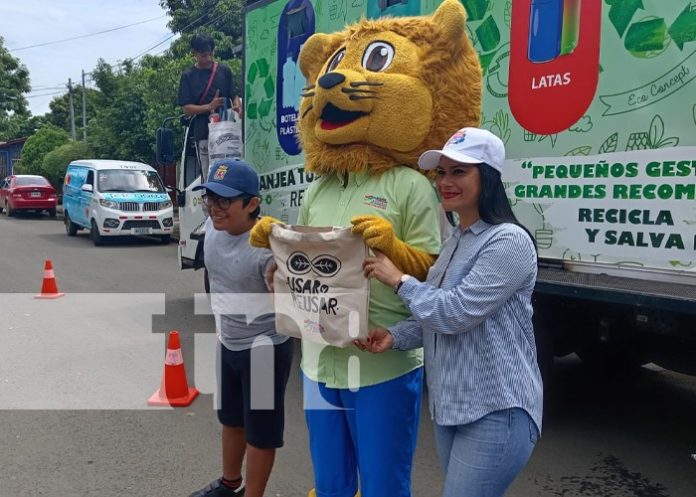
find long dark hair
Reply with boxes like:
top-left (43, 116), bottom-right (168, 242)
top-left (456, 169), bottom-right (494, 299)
top-left (446, 163), bottom-right (536, 248)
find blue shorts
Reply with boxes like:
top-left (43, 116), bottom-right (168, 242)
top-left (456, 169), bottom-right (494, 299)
top-left (303, 367), bottom-right (423, 497)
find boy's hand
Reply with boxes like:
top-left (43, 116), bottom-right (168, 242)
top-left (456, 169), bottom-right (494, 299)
top-left (266, 262), bottom-right (277, 292)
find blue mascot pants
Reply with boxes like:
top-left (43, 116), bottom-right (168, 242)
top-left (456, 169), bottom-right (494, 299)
top-left (303, 367), bottom-right (423, 497)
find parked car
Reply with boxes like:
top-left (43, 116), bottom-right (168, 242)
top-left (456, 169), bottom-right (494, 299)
top-left (62, 160), bottom-right (174, 246)
top-left (0, 175), bottom-right (58, 217)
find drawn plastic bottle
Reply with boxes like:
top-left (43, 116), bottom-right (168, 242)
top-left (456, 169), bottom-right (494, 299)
top-left (528, 0), bottom-right (564, 63)
top-left (276, 0), bottom-right (315, 156)
top-left (561, 0), bottom-right (581, 55)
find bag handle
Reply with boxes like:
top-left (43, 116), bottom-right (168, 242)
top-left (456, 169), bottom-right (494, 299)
top-left (197, 62), bottom-right (219, 105)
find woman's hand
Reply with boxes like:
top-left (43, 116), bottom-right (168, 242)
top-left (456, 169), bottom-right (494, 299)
top-left (354, 327), bottom-right (394, 353)
top-left (363, 250), bottom-right (403, 288)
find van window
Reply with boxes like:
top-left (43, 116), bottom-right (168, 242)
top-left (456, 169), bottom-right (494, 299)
top-left (86, 170), bottom-right (95, 186)
top-left (97, 170), bottom-right (165, 193)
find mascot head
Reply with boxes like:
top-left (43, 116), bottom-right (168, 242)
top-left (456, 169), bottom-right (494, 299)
top-left (298, 0), bottom-right (482, 175)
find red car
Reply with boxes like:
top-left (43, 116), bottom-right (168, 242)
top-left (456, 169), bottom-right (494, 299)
top-left (0, 175), bottom-right (58, 217)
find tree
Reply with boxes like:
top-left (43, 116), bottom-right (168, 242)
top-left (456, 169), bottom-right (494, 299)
top-left (0, 114), bottom-right (44, 141)
top-left (0, 37), bottom-right (30, 115)
top-left (160, 0), bottom-right (244, 46)
top-left (18, 124), bottom-right (69, 174)
top-left (0, 36), bottom-right (31, 139)
top-left (42, 141), bottom-right (92, 189)
top-left (45, 87), bottom-right (101, 136)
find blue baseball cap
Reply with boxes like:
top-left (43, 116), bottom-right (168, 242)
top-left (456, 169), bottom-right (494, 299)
top-left (193, 159), bottom-right (260, 198)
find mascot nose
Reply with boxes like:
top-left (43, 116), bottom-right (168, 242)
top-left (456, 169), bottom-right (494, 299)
top-left (318, 72), bottom-right (345, 90)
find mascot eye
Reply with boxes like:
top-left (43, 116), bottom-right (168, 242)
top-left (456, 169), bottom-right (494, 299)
top-left (326, 48), bottom-right (346, 73)
top-left (362, 42), bottom-right (394, 72)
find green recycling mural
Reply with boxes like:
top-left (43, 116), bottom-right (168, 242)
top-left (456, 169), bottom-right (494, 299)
top-left (245, 0), bottom-right (696, 272)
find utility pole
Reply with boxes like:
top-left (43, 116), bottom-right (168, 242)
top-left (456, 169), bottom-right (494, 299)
top-left (81, 70), bottom-right (87, 142)
top-left (68, 78), bottom-right (77, 141)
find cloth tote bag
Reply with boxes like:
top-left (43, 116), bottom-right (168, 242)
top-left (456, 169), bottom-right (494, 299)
top-left (269, 224), bottom-right (370, 347)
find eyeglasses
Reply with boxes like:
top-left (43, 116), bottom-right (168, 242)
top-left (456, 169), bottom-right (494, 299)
top-left (202, 194), bottom-right (235, 210)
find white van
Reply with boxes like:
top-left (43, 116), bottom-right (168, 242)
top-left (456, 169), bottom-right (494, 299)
top-left (62, 160), bottom-right (174, 246)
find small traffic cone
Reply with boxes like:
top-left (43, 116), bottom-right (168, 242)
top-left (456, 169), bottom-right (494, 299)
top-left (148, 331), bottom-right (199, 407)
top-left (34, 259), bottom-right (65, 299)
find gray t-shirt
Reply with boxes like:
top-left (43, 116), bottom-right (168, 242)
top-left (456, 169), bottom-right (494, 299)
top-left (203, 219), bottom-right (287, 351)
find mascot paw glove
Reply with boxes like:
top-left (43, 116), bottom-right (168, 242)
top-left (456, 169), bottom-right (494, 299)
top-left (351, 215), bottom-right (397, 254)
top-left (250, 216), bottom-right (282, 248)
top-left (351, 215), bottom-right (436, 280)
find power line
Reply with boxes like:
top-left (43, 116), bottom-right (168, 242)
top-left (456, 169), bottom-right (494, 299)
top-left (8, 15), bottom-right (167, 52)
top-left (130, 8), bottom-right (234, 62)
top-left (129, 11), bottom-right (209, 61)
top-left (25, 91), bottom-right (65, 99)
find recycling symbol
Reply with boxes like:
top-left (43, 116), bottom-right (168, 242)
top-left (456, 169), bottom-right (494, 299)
top-left (246, 57), bottom-right (275, 119)
top-left (606, 0), bottom-right (696, 58)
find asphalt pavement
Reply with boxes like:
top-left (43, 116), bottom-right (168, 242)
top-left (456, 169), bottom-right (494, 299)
top-left (1, 213), bottom-right (695, 497)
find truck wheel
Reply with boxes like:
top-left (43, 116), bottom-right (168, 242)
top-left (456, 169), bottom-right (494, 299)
top-left (65, 212), bottom-right (79, 236)
top-left (91, 219), bottom-right (104, 246)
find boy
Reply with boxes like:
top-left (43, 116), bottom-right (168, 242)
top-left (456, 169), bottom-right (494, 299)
top-left (189, 159), bottom-right (293, 497)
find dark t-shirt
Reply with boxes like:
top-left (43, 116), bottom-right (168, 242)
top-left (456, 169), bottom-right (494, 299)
top-left (177, 63), bottom-right (234, 141)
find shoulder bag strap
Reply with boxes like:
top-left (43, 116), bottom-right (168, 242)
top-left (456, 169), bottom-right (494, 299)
top-left (197, 62), bottom-right (219, 105)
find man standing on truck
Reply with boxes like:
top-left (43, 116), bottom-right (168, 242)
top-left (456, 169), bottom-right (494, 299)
top-left (177, 32), bottom-right (242, 181)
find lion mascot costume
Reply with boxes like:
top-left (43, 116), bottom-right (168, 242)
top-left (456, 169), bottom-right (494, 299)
top-left (250, 1), bottom-right (482, 496)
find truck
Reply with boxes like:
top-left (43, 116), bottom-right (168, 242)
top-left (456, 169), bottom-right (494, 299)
top-left (159, 0), bottom-right (696, 377)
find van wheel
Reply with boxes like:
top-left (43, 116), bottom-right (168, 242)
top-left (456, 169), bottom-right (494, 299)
top-left (159, 235), bottom-right (171, 244)
top-left (65, 212), bottom-right (79, 236)
top-left (91, 220), bottom-right (104, 246)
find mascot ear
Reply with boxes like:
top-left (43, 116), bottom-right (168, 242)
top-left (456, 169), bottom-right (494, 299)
top-left (299, 33), bottom-right (343, 80)
top-left (431, 0), bottom-right (467, 44)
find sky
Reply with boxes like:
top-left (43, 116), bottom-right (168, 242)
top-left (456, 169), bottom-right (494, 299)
top-left (2, 0), bottom-right (177, 116)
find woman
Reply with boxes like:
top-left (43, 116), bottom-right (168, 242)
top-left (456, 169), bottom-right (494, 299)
top-left (357, 127), bottom-right (543, 497)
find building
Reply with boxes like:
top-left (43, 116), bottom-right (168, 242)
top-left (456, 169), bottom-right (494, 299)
top-left (0, 137), bottom-right (27, 178)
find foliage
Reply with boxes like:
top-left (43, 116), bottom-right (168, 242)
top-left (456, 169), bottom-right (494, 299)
top-left (0, 114), bottom-right (44, 141)
top-left (42, 141), bottom-right (93, 189)
top-left (24, 2), bottom-right (244, 167)
top-left (19, 124), bottom-right (69, 174)
top-left (0, 37), bottom-right (30, 115)
top-left (160, 0), bottom-right (244, 54)
top-left (46, 87), bottom-right (101, 138)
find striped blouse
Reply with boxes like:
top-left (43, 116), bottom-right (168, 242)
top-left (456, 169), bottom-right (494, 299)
top-left (389, 220), bottom-right (543, 433)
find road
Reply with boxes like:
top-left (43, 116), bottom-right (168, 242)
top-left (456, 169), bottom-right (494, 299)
top-left (1, 212), bottom-right (695, 497)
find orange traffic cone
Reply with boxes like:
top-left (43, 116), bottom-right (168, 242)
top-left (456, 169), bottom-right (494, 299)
top-left (34, 259), bottom-right (65, 299)
top-left (148, 331), bottom-right (199, 407)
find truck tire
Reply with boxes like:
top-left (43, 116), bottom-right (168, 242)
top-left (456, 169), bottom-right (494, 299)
top-left (91, 219), bottom-right (104, 246)
top-left (65, 212), bottom-right (79, 236)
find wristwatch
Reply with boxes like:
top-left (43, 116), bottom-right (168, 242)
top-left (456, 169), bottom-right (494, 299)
top-left (394, 274), bottom-right (412, 294)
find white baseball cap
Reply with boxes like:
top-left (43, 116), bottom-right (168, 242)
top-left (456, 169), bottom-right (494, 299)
top-left (418, 127), bottom-right (506, 173)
